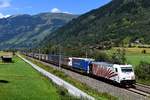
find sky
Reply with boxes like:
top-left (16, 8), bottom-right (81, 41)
top-left (0, 0), bottom-right (111, 18)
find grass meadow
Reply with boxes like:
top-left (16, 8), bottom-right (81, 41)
top-left (0, 56), bottom-right (78, 100)
top-left (108, 47), bottom-right (150, 67)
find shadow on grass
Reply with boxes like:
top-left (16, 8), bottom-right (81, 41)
top-left (0, 80), bottom-right (9, 84)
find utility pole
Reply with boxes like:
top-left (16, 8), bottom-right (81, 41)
top-left (86, 50), bottom-right (87, 58)
top-left (85, 47), bottom-right (88, 58)
top-left (59, 45), bottom-right (61, 69)
top-left (39, 49), bottom-right (40, 60)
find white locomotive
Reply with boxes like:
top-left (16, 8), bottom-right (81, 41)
top-left (91, 62), bottom-right (136, 85)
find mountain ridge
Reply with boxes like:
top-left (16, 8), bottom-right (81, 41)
top-left (0, 12), bottom-right (78, 49)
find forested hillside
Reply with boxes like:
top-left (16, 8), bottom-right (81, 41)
top-left (43, 0), bottom-right (150, 50)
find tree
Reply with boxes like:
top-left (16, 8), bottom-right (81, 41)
top-left (93, 51), bottom-right (111, 62)
top-left (111, 48), bottom-right (126, 64)
top-left (135, 61), bottom-right (150, 80)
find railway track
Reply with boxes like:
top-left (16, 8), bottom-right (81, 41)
top-left (127, 83), bottom-right (150, 97)
top-left (136, 83), bottom-right (150, 90)
top-left (127, 88), bottom-right (150, 97)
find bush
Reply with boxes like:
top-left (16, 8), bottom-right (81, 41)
top-left (91, 48), bottom-right (127, 64)
top-left (141, 49), bottom-right (146, 54)
top-left (135, 61), bottom-right (150, 80)
top-left (92, 51), bottom-right (111, 62)
top-left (111, 49), bottom-right (127, 64)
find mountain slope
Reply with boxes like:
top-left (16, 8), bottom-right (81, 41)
top-left (44, 0), bottom-right (150, 49)
top-left (0, 13), bottom-right (77, 49)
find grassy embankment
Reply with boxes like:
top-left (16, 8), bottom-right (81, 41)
top-left (23, 54), bottom-right (117, 100)
top-left (0, 56), bottom-right (79, 100)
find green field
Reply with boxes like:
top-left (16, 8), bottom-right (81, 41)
top-left (126, 53), bottom-right (150, 66)
top-left (107, 47), bottom-right (150, 66)
top-left (0, 56), bottom-right (78, 100)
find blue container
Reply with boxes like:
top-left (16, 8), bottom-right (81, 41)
top-left (72, 58), bottom-right (93, 73)
top-left (48, 54), bottom-right (60, 65)
top-left (48, 54), bottom-right (65, 65)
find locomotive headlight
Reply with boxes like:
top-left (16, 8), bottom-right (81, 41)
top-left (123, 78), bottom-right (126, 80)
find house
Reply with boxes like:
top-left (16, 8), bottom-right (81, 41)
top-left (1, 56), bottom-right (12, 62)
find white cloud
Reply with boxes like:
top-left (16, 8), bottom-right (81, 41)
top-left (51, 8), bottom-right (72, 14)
top-left (0, 0), bottom-right (11, 8)
top-left (51, 8), bottom-right (61, 13)
top-left (0, 13), bottom-right (10, 18)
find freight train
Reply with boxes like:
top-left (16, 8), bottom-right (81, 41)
top-left (24, 52), bottom-right (136, 86)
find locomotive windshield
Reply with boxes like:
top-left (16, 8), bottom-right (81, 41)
top-left (121, 67), bottom-right (133, 72)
